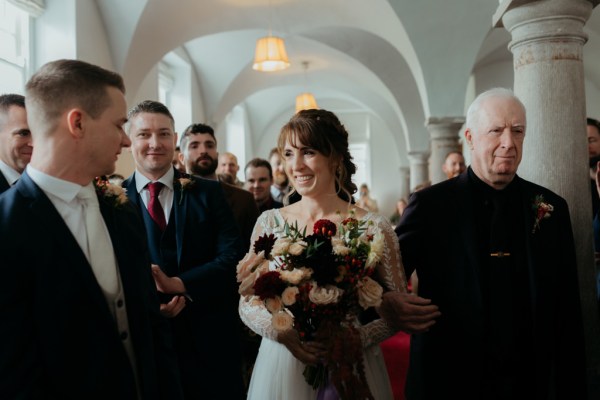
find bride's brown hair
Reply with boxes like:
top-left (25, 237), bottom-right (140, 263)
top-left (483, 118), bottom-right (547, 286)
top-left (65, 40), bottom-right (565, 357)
top-left (277, 109), bottom-right (357, 202)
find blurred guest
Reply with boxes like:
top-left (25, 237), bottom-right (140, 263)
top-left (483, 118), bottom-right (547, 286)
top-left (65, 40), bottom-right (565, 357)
top-left (441, 150), bottom-right (466, 179)
top-left (356, 183), bottom-right (379, 212)
top-left (389, 198), bottom-right (408, 227)
top-left (0, 94), bottom-right (31, 193)
top-left (244, 157), bottom-right (283, 213)
top-left (172, 146), bottom-right (186, 173)
top-left (268, 147), bottom-right (290, 203)
top-left (218, 151), bottom-right (244, 187)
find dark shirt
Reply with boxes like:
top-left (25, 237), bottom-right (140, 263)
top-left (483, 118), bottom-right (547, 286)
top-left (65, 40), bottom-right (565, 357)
top-left (258, 196), bottom-right (283, 213)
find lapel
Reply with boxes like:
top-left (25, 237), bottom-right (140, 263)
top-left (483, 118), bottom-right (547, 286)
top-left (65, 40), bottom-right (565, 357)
top-left (0, 171), bottom-right (10, 194)
top-left (516, 177), bottom-right (538, 317)
top-left (454, 172), bottom-right (484, 306)
top-left (123, 174), bottom-right (141, 210)
top-left (18, 173), bottom-right (114, 320)
top-left (173, 169), bottom-right (187, 267)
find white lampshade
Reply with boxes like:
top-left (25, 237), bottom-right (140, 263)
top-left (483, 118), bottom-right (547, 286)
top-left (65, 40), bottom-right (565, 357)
top-left (295, 92), bottom-right (318, 113)
top-left (253, 36), bottom-right (290, 72)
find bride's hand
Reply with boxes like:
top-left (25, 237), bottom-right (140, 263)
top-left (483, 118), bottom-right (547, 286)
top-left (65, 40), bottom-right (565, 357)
top-left (276, 329), bottom-right (325, 365)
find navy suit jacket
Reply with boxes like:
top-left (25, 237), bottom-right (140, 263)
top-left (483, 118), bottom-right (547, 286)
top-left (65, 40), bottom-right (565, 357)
top-left (123, 169), bottom-right (244, 399)
top-left (0, 172), bottom-right (182, 400)
top-left (396, 172), bottom-right (586, 399)
top-left (0, 171), bottom-right (10, 194)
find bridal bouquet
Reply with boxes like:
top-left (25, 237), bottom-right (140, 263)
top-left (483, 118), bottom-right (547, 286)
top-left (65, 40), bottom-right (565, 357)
top-left (237, 214), bottom-right (384, 399)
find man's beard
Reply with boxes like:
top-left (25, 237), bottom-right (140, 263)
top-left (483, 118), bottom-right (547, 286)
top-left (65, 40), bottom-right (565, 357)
top-left (273, 170), bottom-right (288, 187)
top-left (189, 156), bottom-right (218, 177)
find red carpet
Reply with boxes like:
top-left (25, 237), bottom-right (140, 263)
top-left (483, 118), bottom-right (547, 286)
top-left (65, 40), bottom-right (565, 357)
top-left (380, 332), bottom-right (411, 400)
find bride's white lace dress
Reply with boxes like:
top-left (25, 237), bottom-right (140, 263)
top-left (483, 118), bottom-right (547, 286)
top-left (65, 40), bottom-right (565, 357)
top-left (239, 209), bottom-right (408, 400)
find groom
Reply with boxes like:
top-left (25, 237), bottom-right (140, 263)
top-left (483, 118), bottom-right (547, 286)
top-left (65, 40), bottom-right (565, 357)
top-left (390, 88), bottom-right (586, 399)
top-left (123, 100), bottom-right (245, 399)
top-left (0, 60), bottom-right (182, 399)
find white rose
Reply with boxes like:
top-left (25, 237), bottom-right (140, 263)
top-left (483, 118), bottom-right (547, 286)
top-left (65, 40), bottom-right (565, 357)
top-left (308, 284), bottom-right (344, 305)
top-left (281, 286), bottom-right (299, 306)
top-left (271, 311), bottom-right (294, 331)
top-left (280, 268), bottom-right (306, 285)
top-left (357, 277), bottom-right (383, 309)
top-left (288, 241), bottom-right (307, 256)
top-left (272, 237), bottom-right (292, 256)
top-left (236, 250), bottom-right (266, 282)
top-left (266, 296), bottom-right (283, 313)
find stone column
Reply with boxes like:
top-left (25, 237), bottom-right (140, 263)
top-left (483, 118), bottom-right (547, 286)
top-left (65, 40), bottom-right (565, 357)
top-left (407, 151), bottom-right (430, 193)
top-left (426, 117), bottom-right (465, 184)
top-left (495, 0), bottom-right (599, 392)
top-left (399, 166), bottom-right (411, 200)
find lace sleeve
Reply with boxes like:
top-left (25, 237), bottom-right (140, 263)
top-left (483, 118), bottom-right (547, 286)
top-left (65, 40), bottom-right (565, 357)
top-left (238, 210), bottom-right (279, 340)
top-left (358, 214), bottom-right (408, 347)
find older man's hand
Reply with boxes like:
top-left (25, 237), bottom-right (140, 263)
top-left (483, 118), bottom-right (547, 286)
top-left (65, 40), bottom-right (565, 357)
top-left (378, 291), bottom-right (441, 334)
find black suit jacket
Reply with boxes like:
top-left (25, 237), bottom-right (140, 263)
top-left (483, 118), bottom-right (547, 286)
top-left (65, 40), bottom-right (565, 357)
top-left (0, 171), bottom-right (10, 194)
top-left (0, 172), bottom-right (182, 400)
top-left (123, 169), bottom-right (245, 399)
top-left (396, 171), bottom-right (586, 399)
top-left (219, 181), bottom-right (260, 251)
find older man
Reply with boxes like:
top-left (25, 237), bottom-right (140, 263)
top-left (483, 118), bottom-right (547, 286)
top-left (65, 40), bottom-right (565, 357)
top-left (123, 101), bottom-right (245, 399)
top-left (388, 88), bottom-right (585, 399)
top-left (0, 60), bottom-right (182, 399)
top-left (0, 94), bottom-right (32, 193)
top-left (218, 151), bottom-right (244, 187)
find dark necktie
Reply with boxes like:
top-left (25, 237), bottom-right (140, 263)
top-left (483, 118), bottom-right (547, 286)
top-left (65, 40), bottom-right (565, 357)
top-left (147, 182), bottom-right (167, 231)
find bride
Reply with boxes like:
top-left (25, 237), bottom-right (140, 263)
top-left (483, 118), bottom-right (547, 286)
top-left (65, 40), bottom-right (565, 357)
top-left (240, 109), bottom-right (409, 399)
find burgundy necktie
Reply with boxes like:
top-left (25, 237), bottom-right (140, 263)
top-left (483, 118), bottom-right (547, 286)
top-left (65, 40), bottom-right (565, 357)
top-left (147, 182), bottom-right (167, 231)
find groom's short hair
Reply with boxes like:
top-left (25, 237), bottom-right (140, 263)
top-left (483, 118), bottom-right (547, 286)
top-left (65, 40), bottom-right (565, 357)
top-left (25, 59), bottom-right (125, 136)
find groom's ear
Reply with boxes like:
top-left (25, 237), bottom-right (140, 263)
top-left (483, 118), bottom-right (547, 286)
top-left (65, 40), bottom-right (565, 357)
top-left (66, 108), bottom-right (85, 138)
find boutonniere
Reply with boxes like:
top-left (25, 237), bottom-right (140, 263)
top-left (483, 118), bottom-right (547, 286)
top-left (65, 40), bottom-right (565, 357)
top-left (532, 195), bottom-right (553, 234)
top-left (94, 176), bottom-right (128, 208)
top-left (174, 174), bottom-right (194, 205)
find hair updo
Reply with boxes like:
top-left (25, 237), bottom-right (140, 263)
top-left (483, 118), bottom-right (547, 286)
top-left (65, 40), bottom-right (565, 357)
top-left (277, 109), bottom-right (357, 202)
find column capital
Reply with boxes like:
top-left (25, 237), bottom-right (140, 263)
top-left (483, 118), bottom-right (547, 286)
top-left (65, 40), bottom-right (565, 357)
top-left (425, 116), bottom-right (465, 140)
top-left (407, 150), bottom-right (430, 165)
top-left (494, 0), bottom-right (598, 28)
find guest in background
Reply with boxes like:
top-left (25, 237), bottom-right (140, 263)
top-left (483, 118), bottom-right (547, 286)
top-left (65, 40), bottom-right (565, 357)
top-left (268, 146), bottom-right (290, 203)
top-left (124, 101), bottom-right (245, 399)
top-left (0, 93), bottom-right (31, 193)
top-left (356, 183), bottom-right (379, 212)
top-left (390, 87), bottom-right (586, 399)
top-left (172, 146), bottom-right (186, 173)
top-left (441, 150), bottom-right (466, 179)
top-left (389, 197), bottom-right (408, 227)
top-left (244, 157), bottom-right (283, 213)
top-left (218, 151), bottom-right (244, 187)
top-left (0, 59), bottom-right (182, 399)
top-left (179, 123), bottom-right (259, 250)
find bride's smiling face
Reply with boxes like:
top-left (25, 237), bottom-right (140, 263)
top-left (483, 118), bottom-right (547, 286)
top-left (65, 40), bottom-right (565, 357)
top-left (283, 137), bottom-right (336, 198)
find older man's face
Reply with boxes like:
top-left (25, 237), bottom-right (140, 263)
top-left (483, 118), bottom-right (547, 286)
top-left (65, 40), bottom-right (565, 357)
top-left (466, 96), bottom-right (525, 189)
top-left (218, 154), bottom-right (239, 178)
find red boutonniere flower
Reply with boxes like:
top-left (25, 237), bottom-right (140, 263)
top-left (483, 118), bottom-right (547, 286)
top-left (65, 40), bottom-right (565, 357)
top-left (532, 195), bottom-right (553, 234)
top-left (174, 174), bottom-right (194, 205)
top-left (94, 176), bottom-right (128, 208)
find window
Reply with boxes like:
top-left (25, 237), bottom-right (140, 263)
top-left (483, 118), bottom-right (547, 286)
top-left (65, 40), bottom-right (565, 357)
top-left (0, 0), bottom-right (31, 94)
top-left (349, 142), bottom-right (369, 191)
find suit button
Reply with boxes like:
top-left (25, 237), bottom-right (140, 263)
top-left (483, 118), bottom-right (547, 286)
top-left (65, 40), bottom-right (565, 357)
top-left (117, 299), bottom-right (124, 308)
top-left (120, 331), bottom-right (128, 340)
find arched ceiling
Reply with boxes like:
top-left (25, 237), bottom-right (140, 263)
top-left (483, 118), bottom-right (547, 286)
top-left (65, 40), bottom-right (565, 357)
top-left (95, 0), bottom-right (600, 157)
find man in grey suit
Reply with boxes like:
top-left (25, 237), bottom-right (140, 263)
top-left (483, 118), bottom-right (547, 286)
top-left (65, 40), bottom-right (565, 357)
top-left (0, 93), bottom-right (31, 193)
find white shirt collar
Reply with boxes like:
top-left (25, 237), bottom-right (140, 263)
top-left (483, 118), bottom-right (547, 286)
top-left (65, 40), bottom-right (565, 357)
top-left (26, 165), bottom-right (82, 203)
top-left (0, 160), bottom-right (21, 186)
top-left (134, 167), bottom-right (175, 193)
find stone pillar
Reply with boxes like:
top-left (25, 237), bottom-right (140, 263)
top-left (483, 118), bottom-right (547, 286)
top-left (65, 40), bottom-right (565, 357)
top-left (407, 151), bottom-right (430, 193)
top-left (399, 166), bottom-right (410, 201)
top-left (426, 117), bottom-right (465, 184)
top-left (496, 0), bottom-right (599, 393)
